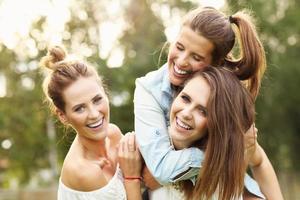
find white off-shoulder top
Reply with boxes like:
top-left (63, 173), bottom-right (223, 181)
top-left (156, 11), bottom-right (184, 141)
top-left (57, 166), bottom-right (126, 200)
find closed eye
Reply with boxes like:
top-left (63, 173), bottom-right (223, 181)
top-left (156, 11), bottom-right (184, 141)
top-left (176, 42), bottom-right (184, 51)
top-left (193, 54), bottom-right (204, 62)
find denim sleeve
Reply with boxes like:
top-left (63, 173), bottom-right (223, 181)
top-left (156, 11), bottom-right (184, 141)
top-left (134, 81), bottom-right (204, 185)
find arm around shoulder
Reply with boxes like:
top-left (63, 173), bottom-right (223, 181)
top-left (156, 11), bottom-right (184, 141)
top-left (249, 144), bottom-right (284, 200)
top-left (134, 80), bottom-right (204, 184)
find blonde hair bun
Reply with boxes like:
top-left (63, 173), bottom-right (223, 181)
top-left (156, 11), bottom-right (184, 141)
top-left (40, 45), bottom-right (67, 70)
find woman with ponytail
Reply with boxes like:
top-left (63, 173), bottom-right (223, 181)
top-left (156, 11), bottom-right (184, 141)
top-left (134, 6), bottom-right (269, 199)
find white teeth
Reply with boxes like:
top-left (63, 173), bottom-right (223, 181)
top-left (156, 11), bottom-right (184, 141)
top-left (174, 65), bottom-right (188, 75)
top-left (87, 118), bottom-right (103, 128)
top-left (176, 117), bottom-right (191, 130)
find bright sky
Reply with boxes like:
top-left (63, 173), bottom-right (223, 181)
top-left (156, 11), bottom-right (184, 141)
top-left (0, 0), bottom-right (70, 49)
top-left (0, 0), bottom-right (225, 97)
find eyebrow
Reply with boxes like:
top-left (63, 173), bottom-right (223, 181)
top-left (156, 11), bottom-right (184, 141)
top-left (181, 91), bottom-right (190, 100)
top-left (176, 41), bottom-right (184, 46)
top-left (92, 94), bottom-right (102, 101)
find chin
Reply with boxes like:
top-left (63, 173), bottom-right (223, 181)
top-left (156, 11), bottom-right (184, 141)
top-left (172, 140), bottom-right (187, 150)
top-left (93, 134), bottom-right (107, 141)
top-left (170, 76), bottom-right (183, 87)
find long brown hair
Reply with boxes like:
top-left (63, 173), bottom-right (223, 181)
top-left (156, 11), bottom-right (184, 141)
top-left (40, 45), bottom-right (103, 113)
top-left (179, 67), bottom-right (255, 200)
top-left (182, 7), bottom-right (266, 98)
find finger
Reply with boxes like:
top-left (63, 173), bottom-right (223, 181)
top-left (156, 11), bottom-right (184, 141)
top-left (245, 124), bottom-right (253, 136)
top-left (135, 146), bottom-right (141, 160)
top-left (118, 137), bottom-right (125, 156)
top-left (118, 140), bottom-right (122, 157)
top-left (254, 127), bottom-right (258, 136)
top-left (123, 134), bottom-right (129, 154)
top-left (128, 132), bottom-right (135, 152)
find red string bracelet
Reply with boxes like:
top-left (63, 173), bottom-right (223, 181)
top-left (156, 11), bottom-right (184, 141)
top-left (124, 176), bottom-right (143, 181)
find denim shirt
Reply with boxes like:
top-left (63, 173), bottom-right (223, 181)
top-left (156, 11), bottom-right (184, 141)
top-left (134, 64), bottom-right (265, 199)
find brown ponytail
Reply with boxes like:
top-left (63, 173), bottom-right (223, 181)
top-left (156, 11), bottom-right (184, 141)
top-left (182, 7), bottom-right (266, 99)
top-left (225, 10), bottom-right (266, 98)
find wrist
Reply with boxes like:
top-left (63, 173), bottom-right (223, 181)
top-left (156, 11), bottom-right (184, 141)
top-left (124, 176), bottom-right (143, 182)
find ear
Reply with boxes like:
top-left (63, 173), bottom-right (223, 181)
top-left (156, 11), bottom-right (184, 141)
top-left (56, 109), bottom-right (68, 124)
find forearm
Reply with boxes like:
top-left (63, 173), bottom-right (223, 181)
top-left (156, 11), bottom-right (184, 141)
top-left (250, 145), bottom-right (284, 200)
top-left (118, 132), bottom-right (143, 200)
top-left (124, 180), bottom-right (142, 200)
top-left (134, 81), bottom-right (203, 184)
top-left (137, 131), bottom-right (202, 184)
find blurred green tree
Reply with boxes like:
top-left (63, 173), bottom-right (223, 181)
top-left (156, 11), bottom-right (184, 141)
top-left (0, 1), bottom-right (299, 195)
top-left (228, 0), bottom-right (300, 172)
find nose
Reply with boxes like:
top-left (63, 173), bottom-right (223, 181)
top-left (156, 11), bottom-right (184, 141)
top-left (88, 106), bottom-right (99, 119)
top-left (181, 106), bottom-right (192, 120)
top-left (178, 52), bottom-right (189, 67)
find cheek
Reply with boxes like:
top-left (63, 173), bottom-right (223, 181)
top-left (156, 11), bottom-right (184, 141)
top-left (101, 101), bottom-right (110, 115)
top-left (170, 101), bottom-right (181, 121)
top-left (69, 115), bottom-right (85, 128)
top-left (191, 62), bottom-right (209, 72)
top-left (195, 117), bottom-right (208, 134)
top-left (169, 106), bottom-right (176, 122)
top-left (168, 46), bottom-right (177, 61)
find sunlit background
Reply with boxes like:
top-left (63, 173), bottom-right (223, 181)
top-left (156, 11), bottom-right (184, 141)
top-left (0, 0), bottom-right (299, 199)
top-left (0, 0), bottom-right (225, 95)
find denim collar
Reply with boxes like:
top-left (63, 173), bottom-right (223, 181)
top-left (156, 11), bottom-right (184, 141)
top-left (161, 64), bottom-right (173, 98)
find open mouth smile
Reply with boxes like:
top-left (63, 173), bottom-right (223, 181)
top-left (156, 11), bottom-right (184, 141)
top-left (171, 63), bottom-right (194, 80)
top-left (86, 118), bottom-right (104, 129)
top-left (176, 117), bottom-right (192, 130)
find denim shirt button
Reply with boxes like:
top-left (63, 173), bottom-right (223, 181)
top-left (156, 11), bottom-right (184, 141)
top-left (155, 130), bottom-right (161, 136)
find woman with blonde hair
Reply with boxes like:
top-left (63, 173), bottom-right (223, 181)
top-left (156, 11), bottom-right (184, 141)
top-left (40, 46), bottom-right (142, 200)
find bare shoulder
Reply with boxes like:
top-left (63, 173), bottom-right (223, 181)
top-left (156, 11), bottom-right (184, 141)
top-left (61, 158), bottom-right (106, 191)
top-left (108, 123), bottom-right (123, 144)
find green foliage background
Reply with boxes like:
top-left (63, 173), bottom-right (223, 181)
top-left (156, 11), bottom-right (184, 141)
top-left (0, 0), bottom-right (299, 197)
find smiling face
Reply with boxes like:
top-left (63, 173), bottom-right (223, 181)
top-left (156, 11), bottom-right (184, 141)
top-left (169, 75), bottom-right (210, 149)
top-left (167, 26), bottom-right (214, 86)
top-left (59, 76), bottom-right (109, 141)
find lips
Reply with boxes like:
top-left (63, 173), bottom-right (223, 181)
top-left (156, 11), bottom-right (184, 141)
top-left (86, 117), bottom-right (104, 129)
top-left (174, 65), bottom-right (189, 75)
top-left (176, 117), bottom-right (192, 130)
top-left (172, 63), bottom-right (192, 78)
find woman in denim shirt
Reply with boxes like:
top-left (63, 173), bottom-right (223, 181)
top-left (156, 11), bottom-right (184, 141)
top-left (134, 7), bottom-right (270, 199)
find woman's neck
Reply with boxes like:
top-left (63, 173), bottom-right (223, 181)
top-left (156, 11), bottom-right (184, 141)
top-left (75, 135), bottom-right (108, 160)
